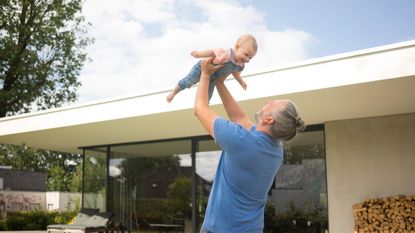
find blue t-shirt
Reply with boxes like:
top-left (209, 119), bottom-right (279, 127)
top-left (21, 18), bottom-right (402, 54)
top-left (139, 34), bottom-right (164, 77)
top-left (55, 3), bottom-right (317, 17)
top-left (202, 117), bottom-right (283, 233)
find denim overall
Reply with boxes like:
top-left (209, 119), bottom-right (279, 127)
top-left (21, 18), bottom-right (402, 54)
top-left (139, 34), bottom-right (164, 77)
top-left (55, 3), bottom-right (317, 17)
top-left (178, 49), bottom-right (244, 100)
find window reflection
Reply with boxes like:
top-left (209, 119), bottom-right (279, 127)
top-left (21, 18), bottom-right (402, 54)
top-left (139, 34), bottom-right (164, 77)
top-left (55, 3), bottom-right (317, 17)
top-left (109, 140), bottom-right (192, 232)
top-left (268, 130), bottom-right (328, 232)
top-left (81, 127), bottom-right (327, 232)
top-left (83, 147), bottom-right (107, 211)
top-left (196, 129), bottom-right (328, 233)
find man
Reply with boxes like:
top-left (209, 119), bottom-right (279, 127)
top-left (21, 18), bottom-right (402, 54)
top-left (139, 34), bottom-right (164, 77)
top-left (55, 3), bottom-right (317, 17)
top-left (194, 58), bottom-right (305, 233)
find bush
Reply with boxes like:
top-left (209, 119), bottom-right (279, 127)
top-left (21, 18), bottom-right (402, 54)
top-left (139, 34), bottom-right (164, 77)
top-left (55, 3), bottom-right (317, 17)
top-left (53, 210), bottom-right (78, 224)
top-left (264, 201), bottom-right (328, 233)
top-left (6, 211), bottom-right (52, 230)
top-left (0, 219), bottom-right (7, 230)
top-left (5, 209), bottom-right (78, 230)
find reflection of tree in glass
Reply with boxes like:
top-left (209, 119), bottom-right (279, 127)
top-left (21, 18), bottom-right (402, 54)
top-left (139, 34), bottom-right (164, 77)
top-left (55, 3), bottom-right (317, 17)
top-left (166, 176), bottom-right (192, 219)
top-left (120, 156), bottom-right (180, 182)
top-left (114, 155), bottom-right (189, 226)
top-left (264, 201), bottom-right (328, 233)
top-left (82, 155), bottom-right (107, 193)
top-left (283, 145), bottom-right (325, 165)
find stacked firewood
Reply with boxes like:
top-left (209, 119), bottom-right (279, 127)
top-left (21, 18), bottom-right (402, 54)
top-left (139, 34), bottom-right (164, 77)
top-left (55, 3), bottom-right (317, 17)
top-left (353, 195), bottom-right (415, 233)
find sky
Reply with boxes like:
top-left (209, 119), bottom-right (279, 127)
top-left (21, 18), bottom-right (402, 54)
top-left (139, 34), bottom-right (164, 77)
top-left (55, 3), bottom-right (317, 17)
top-left (76, 0), bottom-right (415, 104)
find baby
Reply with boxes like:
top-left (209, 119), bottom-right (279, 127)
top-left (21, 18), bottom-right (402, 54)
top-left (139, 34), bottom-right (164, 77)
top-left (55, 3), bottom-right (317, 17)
top-left (166, 34), bottom-right (258, 103)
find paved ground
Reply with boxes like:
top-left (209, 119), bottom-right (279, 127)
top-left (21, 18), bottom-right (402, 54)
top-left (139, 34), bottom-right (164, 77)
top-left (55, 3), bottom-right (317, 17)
top-left (0, 231), bottom-right (46, 233)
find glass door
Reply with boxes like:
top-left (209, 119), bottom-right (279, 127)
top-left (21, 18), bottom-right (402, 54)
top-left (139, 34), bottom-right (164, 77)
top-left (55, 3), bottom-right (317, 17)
top-left (109, 139), bottom-right (192, 232)
top-left (194, 139), bottom-right (221, 232)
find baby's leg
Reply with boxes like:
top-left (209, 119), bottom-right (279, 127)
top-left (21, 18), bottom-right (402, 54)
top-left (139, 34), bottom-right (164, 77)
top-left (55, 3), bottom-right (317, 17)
top-left (178, 62), bottom-right (202, 89)
top-left (166, 85), bottom-right (181, 103)
top-left (166, 61), bottom-right (201, 103)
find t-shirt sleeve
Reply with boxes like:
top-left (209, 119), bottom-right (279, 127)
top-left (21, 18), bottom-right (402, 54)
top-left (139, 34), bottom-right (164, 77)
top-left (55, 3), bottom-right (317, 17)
top-left (213, 48), bottom-right (230, 64)
top-left (214, 117), bottom-right (246, 151)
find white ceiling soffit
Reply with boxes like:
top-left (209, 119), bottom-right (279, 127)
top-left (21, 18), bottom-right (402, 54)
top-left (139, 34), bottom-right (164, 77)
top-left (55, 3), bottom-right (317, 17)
top-left (1, 40), bottom-right (415, 154)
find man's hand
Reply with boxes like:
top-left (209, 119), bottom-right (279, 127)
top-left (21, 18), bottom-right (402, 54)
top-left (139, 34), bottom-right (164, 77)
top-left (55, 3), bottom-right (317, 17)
top-left (201, 57), bottom-right (223, 77)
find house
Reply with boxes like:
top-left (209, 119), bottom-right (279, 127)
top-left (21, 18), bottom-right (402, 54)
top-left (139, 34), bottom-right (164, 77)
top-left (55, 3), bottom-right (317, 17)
top-left (0, 168), bottom-right (46, 213)
top-left (0, 168), bottom-right (80, 214)
top-left (0, 40), bottom-right (414, 233)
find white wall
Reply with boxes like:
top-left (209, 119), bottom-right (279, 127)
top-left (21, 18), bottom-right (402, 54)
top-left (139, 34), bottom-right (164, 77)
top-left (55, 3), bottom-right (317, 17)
top-left (325, 113), bottom-right (415, 233)
top-left (46, 191), bottom-right (81, 211)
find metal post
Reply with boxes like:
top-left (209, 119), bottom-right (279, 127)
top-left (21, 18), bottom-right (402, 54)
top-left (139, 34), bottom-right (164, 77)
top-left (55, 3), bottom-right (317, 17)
top-left (81, 148), bottom-right (85, 208)
top-left (106, 146), bottom-right (110, 212)
top-left (191, 139), bottom-right (198, 233)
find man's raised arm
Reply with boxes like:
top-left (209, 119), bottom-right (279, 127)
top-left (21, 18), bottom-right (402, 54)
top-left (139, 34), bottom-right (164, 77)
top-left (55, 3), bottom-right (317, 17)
top-left (216, 78), bottom-right (254, 130)
top-left (194, 58), bottom-right (223, 138)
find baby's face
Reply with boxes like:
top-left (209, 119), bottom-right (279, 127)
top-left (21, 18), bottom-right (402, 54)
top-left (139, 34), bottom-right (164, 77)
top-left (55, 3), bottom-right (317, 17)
top-left (235, 43), bottom-right (256, 64)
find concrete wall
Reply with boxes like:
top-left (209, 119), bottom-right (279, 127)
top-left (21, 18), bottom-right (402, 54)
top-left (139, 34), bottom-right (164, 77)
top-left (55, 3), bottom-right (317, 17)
top-left (325, 113), bottom-right (415, 233)
top-left (0, 190), bottom-right (45, 212)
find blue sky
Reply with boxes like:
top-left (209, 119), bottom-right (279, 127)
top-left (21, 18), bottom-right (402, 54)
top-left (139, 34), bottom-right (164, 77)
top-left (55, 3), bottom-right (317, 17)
top-left (77, 0), bottom-right (415, 103)
top-left (247, 0), bottom-right (415, 57)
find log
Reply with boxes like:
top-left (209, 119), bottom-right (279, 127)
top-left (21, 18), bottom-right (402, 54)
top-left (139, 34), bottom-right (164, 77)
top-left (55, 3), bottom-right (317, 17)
top-left (353, 194), bottom-right (415, 232)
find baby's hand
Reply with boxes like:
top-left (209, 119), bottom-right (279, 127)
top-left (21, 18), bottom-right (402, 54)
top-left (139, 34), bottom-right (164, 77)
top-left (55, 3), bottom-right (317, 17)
top-left (241, 80), bottom-right (247, 90)
top-left (191, 51), bottom-right (199, 58)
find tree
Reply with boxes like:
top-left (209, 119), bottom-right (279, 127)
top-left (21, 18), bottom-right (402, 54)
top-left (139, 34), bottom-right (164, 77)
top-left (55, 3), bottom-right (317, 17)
top-left (0, 0), bottom-right (92, 191)
top-left (48, 165), bottom-right (71, 191)
top-left (166, 176), bottom-right (192, 218)
top-left (0, 0), bottom-right (92, 117)
top-left (0, 143), bottom-right (82, 191)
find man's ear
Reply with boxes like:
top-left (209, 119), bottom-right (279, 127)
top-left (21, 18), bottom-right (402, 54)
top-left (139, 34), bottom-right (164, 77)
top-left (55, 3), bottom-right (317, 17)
top-left (262, 115), bottom-right (274, 125)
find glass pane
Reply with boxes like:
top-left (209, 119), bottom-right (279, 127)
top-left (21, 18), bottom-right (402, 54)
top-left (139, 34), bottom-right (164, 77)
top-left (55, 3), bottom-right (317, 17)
top-left (268, 130), bottom-right (328, 233)
top-left (110, 140), bottom-right (191, 232)
top-left (195, 129), bottom-right (328, 233)
top-left (83, 147), bottom-right (107, 211)
top-left (195, 140), bottom-right (221, 232)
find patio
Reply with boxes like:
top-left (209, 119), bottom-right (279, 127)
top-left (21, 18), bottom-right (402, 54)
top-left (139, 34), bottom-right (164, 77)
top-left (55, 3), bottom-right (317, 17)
top-left (1, 231), bottom-right (46, 233)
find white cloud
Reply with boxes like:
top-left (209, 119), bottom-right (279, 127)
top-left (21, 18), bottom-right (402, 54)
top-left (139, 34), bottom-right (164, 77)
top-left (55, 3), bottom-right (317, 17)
top-left (177, 152), bottom-right (221, 182)
top-left (77, 0), bottom-right (312, 103)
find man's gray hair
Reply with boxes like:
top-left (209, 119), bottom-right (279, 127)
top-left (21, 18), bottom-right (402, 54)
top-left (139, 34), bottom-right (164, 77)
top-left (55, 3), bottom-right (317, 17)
top-left (270, 100), bottom-right (306, 141)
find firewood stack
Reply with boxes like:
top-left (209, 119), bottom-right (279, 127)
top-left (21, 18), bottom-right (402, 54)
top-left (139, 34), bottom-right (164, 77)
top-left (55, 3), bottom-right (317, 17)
top-left (353, 195), bottom-right (415, 233)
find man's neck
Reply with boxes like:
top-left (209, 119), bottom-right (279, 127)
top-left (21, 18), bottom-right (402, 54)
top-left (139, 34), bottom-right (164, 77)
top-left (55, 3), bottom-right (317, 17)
top-left (255, 124), bottom-right (272, 136)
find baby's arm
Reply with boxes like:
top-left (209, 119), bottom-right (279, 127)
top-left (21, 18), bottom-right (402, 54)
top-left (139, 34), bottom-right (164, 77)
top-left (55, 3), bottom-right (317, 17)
top-left (232, 72), bottom-right (247, 90)
top-left (192, 48), bottom-right (228, 65)
top-left (191, 50), bottom-right (215, 58)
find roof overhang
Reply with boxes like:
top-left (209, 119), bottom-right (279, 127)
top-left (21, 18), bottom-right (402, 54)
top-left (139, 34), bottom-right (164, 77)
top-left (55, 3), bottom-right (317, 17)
top-left (1, 40), bottom-right (415, 154)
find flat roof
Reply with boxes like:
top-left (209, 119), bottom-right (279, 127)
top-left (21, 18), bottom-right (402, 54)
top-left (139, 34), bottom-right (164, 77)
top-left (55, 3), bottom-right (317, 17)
top-left (1, 40), bottom-right (415, 153)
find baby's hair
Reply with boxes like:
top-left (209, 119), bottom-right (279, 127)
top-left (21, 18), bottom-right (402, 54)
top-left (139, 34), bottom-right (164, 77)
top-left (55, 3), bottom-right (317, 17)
top-left (237, 34), bottom-right (258, 52)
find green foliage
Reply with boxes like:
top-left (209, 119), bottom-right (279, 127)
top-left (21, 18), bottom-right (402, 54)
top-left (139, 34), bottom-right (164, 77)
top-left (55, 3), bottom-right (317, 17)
top-left (4, 210), bottom-right (78, 230)
top-left (6, 211), bottom-right (52, 230)
top-left (264, 200), bottom-right (278, 232)
top-left (53, 209), bottom-right (78, 224)
top-left (70, 160), bottom-right (83, 192)
top-left (48, 165), bottom-right (72, 191)
top-left (137, 199), bottom-right (169, 225)
top-left (83, 155), bottom-right (107, 193)
top-left (0, 219), bottom-right (7, 230)
top-left (122, 156), bottom-right (181, 182)
top-left (0, 0), bottom-right (93, 117)
top-left (166, 176), bottom-right (192, 218)
top-left (0, 143), bottom-right (82, 191)
top-left (264, 201), bottom-right (328, 233)
top-left (283, 144), bottom-right (325, 165)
